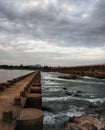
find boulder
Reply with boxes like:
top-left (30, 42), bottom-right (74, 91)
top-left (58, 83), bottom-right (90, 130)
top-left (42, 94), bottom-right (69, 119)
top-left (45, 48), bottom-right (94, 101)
top-left (63, 114), bottom-right (105, 130)
top-left (58, 75), bottom-right (81, 80)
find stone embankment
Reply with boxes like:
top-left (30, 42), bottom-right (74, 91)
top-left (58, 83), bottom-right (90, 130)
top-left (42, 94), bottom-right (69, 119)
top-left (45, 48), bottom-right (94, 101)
top-left (49, 64), bottom-right (105, 79)
top-left (0, 71), bottom-right (43, 130)
top-left (58, 75), bottom-right (81, 80)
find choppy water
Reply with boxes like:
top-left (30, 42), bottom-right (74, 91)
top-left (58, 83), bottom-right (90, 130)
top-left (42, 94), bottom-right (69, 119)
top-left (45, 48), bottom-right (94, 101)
top-left (41, 72), bottom-right (105, 130)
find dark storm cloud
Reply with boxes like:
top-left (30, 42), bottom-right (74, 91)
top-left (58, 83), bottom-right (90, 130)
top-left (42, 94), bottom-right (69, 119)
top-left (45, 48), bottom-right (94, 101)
top-left (0, 0), bottom-right (105, 65)
top-left (0, 1), bottom-right (20, 20)
top-left (0, 0), bottom-right (105, 48)
top-left (43, 0), bottom-right (105, 47)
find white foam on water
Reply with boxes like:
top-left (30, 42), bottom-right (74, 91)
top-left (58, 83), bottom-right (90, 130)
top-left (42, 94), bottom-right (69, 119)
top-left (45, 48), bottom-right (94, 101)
top-left (90, 95), bottom-right (95, 98)
top-left (69, 79), bottom-right (105, 85)
top-left (44, 111), bottom-right (84, 125)
top-left (65, 111), bottom-right (84, 117)
top-left (42, 96), bottom-right (90, 103)
top-left (43, 85), bottom-right (60, 88)
top-left (43, 96), bottom-right (71, 102)
top-left (44, 112), bottom-right (56, 124)
top-left (43, 96), bottom-right (105, 104)
top-left (44, 81), bottom-right (60, 85)
top-left (43, 96), bottom-right (90, 102)
top-left (43, 76), bottom-right (72, 82)
top-left (83, 76), bottom-right (96, 79)
top-left (45, 88), bottom-right (61, 92)
top-left (86, 98), bottom-right (105, 103)
top-left (42, 72), bottom-right (105, 85)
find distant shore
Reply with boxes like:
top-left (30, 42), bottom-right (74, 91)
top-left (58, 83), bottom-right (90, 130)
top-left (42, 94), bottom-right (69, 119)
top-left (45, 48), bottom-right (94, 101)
top-left (0, 64), bottom-right (105, 79)
top-left (49, 64), bottom-right (105, 79)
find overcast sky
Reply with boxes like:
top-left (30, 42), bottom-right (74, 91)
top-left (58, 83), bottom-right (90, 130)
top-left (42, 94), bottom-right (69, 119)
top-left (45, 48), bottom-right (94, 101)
top-left (0, 0), bottom-right (105, 66)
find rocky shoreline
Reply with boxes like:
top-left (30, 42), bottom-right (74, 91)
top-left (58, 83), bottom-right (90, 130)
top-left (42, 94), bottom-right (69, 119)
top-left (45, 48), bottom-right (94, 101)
top-left (58, 73), bottom-right (105, 80)
top-left (63, 100), bottom-right (105, 130)
top-left (58, 75), bottom-right (81, 80)
top-left (63, 114), bottom-right (105, 130)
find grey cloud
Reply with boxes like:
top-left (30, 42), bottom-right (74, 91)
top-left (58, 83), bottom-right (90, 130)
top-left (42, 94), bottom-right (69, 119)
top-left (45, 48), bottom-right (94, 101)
top-left (0, 1), bottom-right (20, 20)
top-left (0, 0), bottom-right (105, 65)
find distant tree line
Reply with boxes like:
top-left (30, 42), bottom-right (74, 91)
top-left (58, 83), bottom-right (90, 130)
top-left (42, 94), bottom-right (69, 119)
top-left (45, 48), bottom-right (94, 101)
top-left (0, 64), bottom-right (52, 71)
top-left (0, 64), bottom-right (40, 70)
top-left (0, 64), bottom-right (105, 72)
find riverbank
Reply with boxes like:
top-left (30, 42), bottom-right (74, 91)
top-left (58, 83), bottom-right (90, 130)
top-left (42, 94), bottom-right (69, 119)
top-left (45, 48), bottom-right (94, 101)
top-left (63, 114), bottom-right (105, 130)
top-left (0, 64), bottom-right (105, 79)
top-left (63, 100), bottom-right (105, 130)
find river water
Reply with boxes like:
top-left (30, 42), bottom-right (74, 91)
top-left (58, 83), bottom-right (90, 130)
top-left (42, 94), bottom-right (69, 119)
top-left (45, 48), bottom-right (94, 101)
top-left (0, 70), bottom-right (105, 130)
top-left (41, 72), bottom-right (105, 130)
top-left (0, 69), bottom-right (33, 82)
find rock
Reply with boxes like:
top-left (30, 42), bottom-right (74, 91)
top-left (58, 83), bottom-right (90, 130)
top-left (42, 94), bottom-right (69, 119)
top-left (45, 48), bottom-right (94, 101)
top-left (74, 93), bottom-right (81, 97)
top-left (63, 87), bottom-right (67, 90)
top-left (80, 123), bottom-right (98, 130)
top-left (68, 116), bottom-right (75, 122)
top-left (88, 104), bottom-right (98, 108)
top-left (41, 105), bottom-right (53, 112)
top-left (67, 123), bottom-right (80, 130)
top-left (76, 91), bottom-right (82, 94)
top-left (65, 92), bottom-right (72, 96)
top-left (58, 75), bottom-right (81, 80)
top-left (102, 101), bottom-right (105, 106)
top-left (95, 108), bottom-right (105, 115)
top-left (63, 114), bottom-right (105, 130)
top-left (0, 86), bottom-right (4, 91)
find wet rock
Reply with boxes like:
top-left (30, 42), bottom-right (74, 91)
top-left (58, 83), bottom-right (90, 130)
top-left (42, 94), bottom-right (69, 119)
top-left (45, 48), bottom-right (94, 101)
top-left (67, 123), bottom-right (80, 130)
top-left (80, 123), bottom-right (98, 130)
top-left (63, 114), bottom-right (105, 130)
top-left (64, 91), bottom-right (82, 97)
top-left (74, 93), bottom-right (81, 97)
top-left (94, 73), bottom-right (105, 79)
top-left (65, 92), bottom-right (72, 96)
top-left (0, 82), bottom-right (7, 89)
top-left (87, 102), bottom-right (105, 115)
top-left (95, 108), bottom-right (105, 115)
top-left (42, 105), bottom-right (53, 112)
top-left (88, 104), bottom-right (98, 109)
top-left (102, 101), bottom-right (105, 107)
top-left (0, 86), bottom-right (4, 91)
top-left (76, 91), bottom-right (83, 94)
top-left (58, 75), bottom-right (81, 80)
top-left (63, 87), bottom-right (67, 90)
top-left (68, 116), bottom-right (75, 122)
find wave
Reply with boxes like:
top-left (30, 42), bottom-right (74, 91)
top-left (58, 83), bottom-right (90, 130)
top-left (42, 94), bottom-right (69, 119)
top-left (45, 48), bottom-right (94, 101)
top-left (44, 88), bottom-right (61, 92)
top-left (44, 111), bottom-right (84, 125)
top-left (42, 85), bottom-right (60, 88)
top-left (86, 98), bottom-right (105, 103)
top-left (43, 96), bottom-right (71, 102)
top-left (43, 96), bottom-right (105, 103)
top-left (42, 77), bottom-right (105, 85)
top-left (66, 79), bottom-right (105, 85)
top-left (42, 76), bottom-right (72, 82)
top-left (83, 76), bottom-right (96, 79)
top-left (65, 111), bottom-right (84, 117)
top-left (43, 96), bottom-right (87, 102)
top-left (43, 81), bottom-right (61, 85)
